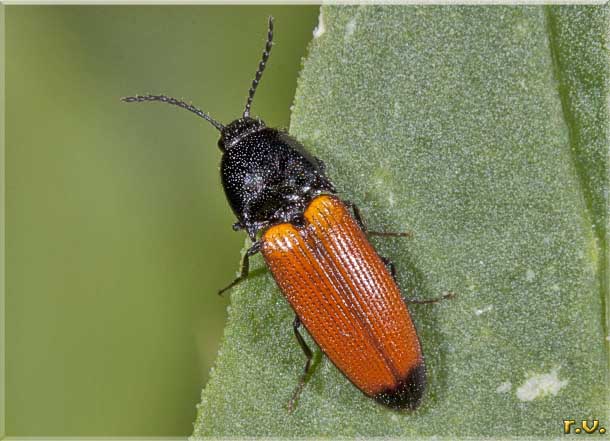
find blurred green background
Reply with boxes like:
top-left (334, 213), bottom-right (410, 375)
top-left (5, 5), bottom-right (319, 436)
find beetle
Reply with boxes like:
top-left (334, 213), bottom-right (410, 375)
top-left (123, 17), bottom-right (448, 411)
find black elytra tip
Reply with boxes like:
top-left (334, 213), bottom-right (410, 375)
top-left (374, 363), bottom-right (427, 411)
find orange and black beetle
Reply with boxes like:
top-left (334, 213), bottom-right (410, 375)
top-left (123, 17), bottom-right (429, 411)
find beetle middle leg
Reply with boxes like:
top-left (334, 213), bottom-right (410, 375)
top-left (380, 256), bottom-right (455, 305)
top-left (287, 315), bottom-right (314, 413)
top-left (218, 241), bottom-right (262, 295)
top-left (347, 201), bottom-right (412, 238)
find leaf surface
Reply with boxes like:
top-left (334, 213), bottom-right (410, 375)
top-left (193, 6), bottom-right (609, 437)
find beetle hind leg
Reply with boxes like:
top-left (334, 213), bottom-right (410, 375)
top-left (287, 315), bottom-right (314, 413)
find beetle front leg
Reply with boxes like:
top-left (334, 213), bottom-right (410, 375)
top-left (218, 241), bottom-right (262, 295)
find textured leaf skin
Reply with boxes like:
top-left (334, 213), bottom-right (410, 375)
top-left (193, 6), bottom-right (609, 437)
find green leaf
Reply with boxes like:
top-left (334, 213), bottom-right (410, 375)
top-left (193, 6), bottom-right (608, 437)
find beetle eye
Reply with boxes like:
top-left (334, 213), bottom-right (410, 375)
top-left (218, 138), bottom-right (225, 151)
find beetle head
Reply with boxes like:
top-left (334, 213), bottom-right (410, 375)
top-left (218, 117), bottom-right (266, 152)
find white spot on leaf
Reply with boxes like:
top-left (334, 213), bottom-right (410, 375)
top-left (345, 18), bottom-right (357, 39)
top-left (496, 381), bottom-right (511, 393)
top-left (516, 367), bottom-right (568, 401)
top-left (474, 305), bottom-right (493, 316)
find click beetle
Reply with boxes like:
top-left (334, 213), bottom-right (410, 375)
top-left (123, 17), bottom-right (443, 411)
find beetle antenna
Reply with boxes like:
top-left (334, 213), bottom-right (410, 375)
top-left (243, 16), bottom-right (274, 119)
top-left (121, 94), bottom-right (224, 131)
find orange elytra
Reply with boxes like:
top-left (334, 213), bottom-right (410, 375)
top-left (262, 194), bottom-right (425, 409)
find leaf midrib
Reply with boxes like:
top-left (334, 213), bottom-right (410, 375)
top-left (544, 6), bottom-right (608, 340)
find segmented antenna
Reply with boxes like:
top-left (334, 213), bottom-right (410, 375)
top-left (121, 94), bottom-right (224, 131)
top-left (243, 16), bottom-right (274, 119)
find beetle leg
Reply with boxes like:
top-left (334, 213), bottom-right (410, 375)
top-left (379, 254), bottom-right (455, 304)
top-left (404, 291), bottom-right (456, 304)
top-left (345, 200), bottom-right (366, 230)
top-left (378, 248), bottom-right (454, 304)
top-left (368, 230), bottom-right (413, 238)
top-left (380, 256), bottom-right (397, 281)
top-left (287, 315), bottom-right (314, 413)
top-left (346, 201), bottom-right (412, 238)
top-left (218, 241), bottom-right (262, 295)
